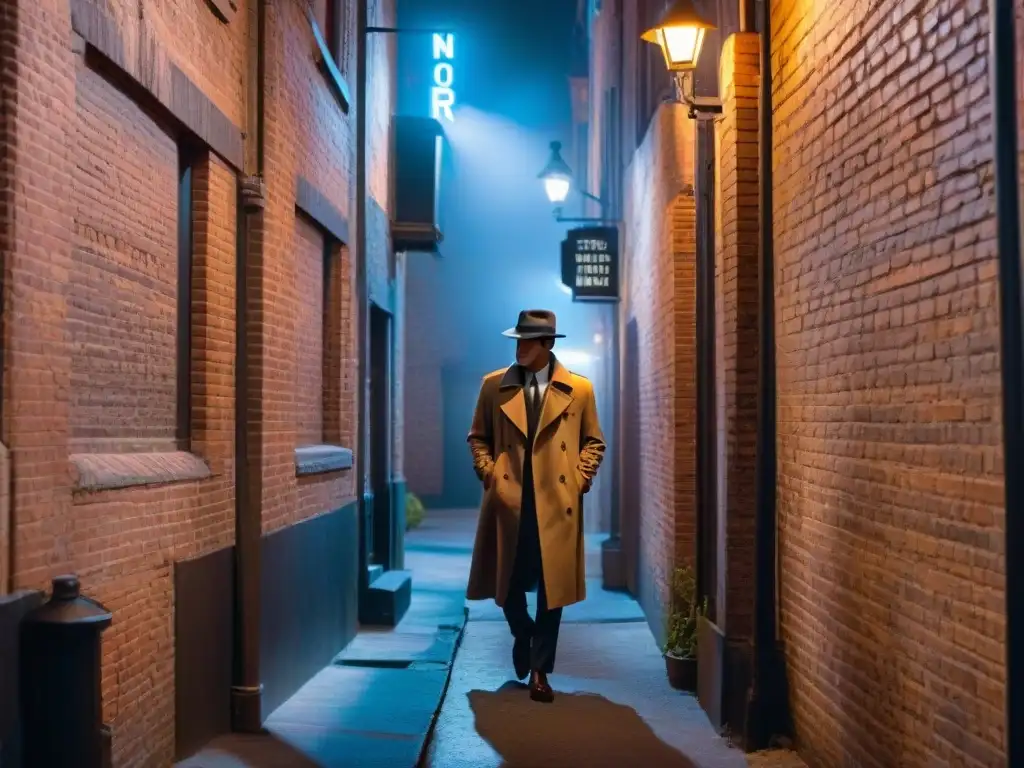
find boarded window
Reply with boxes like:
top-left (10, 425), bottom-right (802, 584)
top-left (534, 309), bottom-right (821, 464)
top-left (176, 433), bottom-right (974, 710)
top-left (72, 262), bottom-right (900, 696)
top-left (70, 63), bottom-right (180, 453)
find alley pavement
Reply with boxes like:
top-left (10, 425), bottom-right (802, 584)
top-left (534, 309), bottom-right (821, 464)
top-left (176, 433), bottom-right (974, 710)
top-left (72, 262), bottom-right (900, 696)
top-left (423, 509), bottom-right (806, 768)
top-left (179, 508), bottom-right (805, 767)
top-left (177, 512), bottom-right (470, 768)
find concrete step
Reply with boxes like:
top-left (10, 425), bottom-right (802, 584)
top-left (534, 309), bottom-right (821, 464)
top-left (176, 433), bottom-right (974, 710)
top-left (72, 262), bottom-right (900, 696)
top-left (367, 563), bottom-right (384, 585)
top-left (361, 569), bottom-right (412, 627)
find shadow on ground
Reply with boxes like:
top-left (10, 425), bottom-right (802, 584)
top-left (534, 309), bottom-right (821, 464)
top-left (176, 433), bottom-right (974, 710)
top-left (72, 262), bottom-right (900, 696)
top-left (179, 732), bottom-right (321, 767)
top-left (467, 682), bottom-right (697, 768)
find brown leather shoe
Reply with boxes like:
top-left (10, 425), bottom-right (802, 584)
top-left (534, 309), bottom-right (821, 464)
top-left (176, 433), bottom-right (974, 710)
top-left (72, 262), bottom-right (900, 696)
top-left (528, 670), bottom-right (554, 703)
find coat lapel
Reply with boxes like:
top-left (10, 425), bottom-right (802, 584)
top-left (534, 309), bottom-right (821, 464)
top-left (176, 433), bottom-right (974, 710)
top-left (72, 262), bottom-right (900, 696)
top-left (497, 365), bottom-right (528, 437)
top-left (538, 360), bottom-right (575, 435)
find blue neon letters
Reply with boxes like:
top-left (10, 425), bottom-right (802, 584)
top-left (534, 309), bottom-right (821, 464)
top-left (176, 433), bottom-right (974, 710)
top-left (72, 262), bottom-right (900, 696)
top-left (431, 33), bottom-right (455, 122)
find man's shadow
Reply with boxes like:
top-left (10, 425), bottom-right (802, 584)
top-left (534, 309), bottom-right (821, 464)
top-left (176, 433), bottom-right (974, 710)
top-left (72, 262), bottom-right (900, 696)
top-left (468, 682), bottom-right (697, 767)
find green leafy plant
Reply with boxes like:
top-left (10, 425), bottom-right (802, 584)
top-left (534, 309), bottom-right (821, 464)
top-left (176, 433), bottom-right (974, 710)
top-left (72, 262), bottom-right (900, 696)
top-left (405, 492), bottom-right (425, 531)
top-left (663, 563), bottom-right (708, 659)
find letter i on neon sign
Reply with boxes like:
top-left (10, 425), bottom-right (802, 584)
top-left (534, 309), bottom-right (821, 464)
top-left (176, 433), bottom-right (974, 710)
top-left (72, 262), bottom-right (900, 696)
top-left (431, 33), bottom-right (455, 122)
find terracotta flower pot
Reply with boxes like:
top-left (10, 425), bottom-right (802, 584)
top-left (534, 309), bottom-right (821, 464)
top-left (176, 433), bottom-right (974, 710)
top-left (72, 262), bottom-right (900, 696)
top-left (664, 652), bottom-right (697, 692)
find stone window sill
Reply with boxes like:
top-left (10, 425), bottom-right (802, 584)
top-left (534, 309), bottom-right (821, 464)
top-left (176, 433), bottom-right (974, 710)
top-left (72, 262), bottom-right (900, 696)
top-left (309, 10), bottom-right (351, 113)
top-left (71, 451), bottom-right (213, 493)
top-left (295, 445), bottom-right (353, 477)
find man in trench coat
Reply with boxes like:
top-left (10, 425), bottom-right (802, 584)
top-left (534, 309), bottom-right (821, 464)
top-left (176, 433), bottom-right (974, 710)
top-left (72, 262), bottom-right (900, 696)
top-left (466, 309), bottom-right (606, 703)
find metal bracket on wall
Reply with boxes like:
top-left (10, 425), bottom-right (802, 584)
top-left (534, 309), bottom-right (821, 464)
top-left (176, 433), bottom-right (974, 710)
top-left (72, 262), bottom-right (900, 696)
top-left (241, 176), bottom-right (267, 213)
top-left (673, 72), bottom-right (722, 120)
top-left (204, 0), bottom-right (238, 23)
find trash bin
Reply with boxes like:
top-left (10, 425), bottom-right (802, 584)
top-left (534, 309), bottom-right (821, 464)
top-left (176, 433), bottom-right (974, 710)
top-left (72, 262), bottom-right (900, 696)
top-left (20, 575), bottom-right (112, 768)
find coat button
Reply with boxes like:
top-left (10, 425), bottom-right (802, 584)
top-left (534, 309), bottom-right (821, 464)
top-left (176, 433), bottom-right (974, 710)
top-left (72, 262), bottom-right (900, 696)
top-left (561, 441), bottom-right (566, 451)
top-left (559, 475), bottom-right (566, 483)
top-left (503, 473), bottom-right (509, 480)
top-left (566, 507), bottom-right (572, 515)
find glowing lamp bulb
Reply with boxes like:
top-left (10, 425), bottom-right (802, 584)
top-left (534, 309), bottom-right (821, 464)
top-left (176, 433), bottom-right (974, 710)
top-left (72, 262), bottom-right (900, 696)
top-left (544, 176), bottom-right (571, 204)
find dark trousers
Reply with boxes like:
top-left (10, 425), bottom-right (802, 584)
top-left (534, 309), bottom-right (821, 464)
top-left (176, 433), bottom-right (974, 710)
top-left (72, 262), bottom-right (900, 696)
top-left (502, 443), bottom-right (563, 674)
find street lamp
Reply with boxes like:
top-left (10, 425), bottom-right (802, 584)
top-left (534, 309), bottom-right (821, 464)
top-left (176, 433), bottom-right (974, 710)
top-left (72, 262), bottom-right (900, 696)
top-left (641, 0), bottom-right (721, 117)
top-left (537, 140), bottom-right (615, 224)
top-left (537, 140), bottom-right (573, 204)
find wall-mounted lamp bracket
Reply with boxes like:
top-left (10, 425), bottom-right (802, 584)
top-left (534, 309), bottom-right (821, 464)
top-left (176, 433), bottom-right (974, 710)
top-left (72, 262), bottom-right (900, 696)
top-left (366, 26), bottom-right (452, 35)
top-left (553, 207), bottom-right (620, 225)
top-left (673, 71), bottom-right (722, 119)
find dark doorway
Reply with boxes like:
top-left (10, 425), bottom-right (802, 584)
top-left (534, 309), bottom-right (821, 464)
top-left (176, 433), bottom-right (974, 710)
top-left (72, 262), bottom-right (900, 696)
top-left (369, 303), bottom-right (394, 569)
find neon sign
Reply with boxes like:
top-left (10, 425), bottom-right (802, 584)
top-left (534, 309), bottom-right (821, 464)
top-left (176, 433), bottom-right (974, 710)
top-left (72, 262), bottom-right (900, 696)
top-left (430, 33), bottom-right (455, 122)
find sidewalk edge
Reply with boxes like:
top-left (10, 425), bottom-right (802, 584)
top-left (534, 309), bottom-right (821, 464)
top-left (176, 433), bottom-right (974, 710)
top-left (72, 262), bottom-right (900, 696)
top-left (413, 604), bottom-right (470, 768)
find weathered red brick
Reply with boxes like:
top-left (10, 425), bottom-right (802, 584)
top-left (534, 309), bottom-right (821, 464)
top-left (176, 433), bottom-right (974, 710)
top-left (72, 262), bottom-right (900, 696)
top-left (0, 0), bottom-right (399, 764)
top-left (770, 1), bottom-right (1004, 764)
top-left (714, 32), bottom-right (761, 641)
top-left (621, 104), bottom-right (698, 628)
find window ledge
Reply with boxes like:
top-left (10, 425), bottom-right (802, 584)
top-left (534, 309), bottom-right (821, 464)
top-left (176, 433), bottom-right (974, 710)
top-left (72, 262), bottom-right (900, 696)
top-left (308, 9), bottom-right (351, 113)
top-left (71, 451), bottom-right (212, 493)
top-left (296, 444), bottom-right (353, 477)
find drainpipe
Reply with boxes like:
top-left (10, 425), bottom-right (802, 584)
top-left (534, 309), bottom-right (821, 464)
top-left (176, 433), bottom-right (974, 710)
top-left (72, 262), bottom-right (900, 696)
top-left (989, 0), bottom-right (1024, 760)
top-left (232, 0), bottom-right (267, 733)
top-left (355, 0), bottom-right (371, 598)
top-left (746, 0), bottom-right (790, 748)
top-left (738, 0), bottom-right (754, 33)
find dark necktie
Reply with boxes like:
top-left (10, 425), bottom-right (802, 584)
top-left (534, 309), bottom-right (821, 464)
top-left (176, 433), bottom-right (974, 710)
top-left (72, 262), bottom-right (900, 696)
top-left (526, 374), bottom-right (541, 439)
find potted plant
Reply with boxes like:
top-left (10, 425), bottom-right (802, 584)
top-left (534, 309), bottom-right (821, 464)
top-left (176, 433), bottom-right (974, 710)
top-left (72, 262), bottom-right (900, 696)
top-left (405, 492), bottom-right (426, 531)
top-left (663, 563), bottom-right (707, 692)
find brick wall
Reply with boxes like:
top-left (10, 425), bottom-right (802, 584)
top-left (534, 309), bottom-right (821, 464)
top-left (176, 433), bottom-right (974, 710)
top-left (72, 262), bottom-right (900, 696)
top-left (403, 253), bottom-right (445, 498)
top-left (0, 442), bottom-right (8, 594)
top-left (621, 103), bottom-right (697, 636)
top-left (770, 1), bottom-right (1004, 764)
top-left (71, 61), bottom-right (180, 453)
top-left (712, 32), bottom-right (760, 640)
top-left (1, 0), bottom-right (399, 763)
top-left (2, 0), bottom-right (240, 762)
top-left (295, 217), bottom-right (328, 446)
top-left (0, 0), bottom-right (10, 599)
top-left (260, 0), bottom-right (356, 533)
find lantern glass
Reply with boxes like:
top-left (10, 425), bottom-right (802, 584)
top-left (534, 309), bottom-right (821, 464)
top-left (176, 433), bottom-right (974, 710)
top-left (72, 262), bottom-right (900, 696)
top-left (544, 176), bottom-right (571, 204)
top-left (658, 25), bottom-right (706, 71)
top-left (538, 140), bottom-right (574, 204)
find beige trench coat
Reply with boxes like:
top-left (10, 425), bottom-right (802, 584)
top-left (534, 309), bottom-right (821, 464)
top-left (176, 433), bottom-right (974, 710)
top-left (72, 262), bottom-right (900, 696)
top-left (465, 359), bottom-right (606, 611)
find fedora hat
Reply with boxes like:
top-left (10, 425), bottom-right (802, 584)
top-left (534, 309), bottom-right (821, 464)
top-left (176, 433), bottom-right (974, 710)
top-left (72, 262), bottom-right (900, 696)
top-left (502, 309), bottom-right (566, 340)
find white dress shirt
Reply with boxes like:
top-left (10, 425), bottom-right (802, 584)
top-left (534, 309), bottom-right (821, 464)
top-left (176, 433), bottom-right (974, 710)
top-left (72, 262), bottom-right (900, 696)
top-left (523, 364), bottom-right (550, 412)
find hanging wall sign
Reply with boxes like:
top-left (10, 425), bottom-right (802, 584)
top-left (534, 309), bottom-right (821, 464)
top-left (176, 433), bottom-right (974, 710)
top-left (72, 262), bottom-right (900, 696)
top-left (431, 33), bottom-right (456, 122)
top-left (564, 226), bottom-right (619, 302)
top-left (560, 238), bottom-right (574, 288)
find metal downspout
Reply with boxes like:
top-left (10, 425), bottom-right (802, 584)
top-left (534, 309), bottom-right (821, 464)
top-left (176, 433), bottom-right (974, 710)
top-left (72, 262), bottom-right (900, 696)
top-left (355, 0), bottom-right (371, 601)
top-left (232, 0), bottom-right (266, 732)
top-left (988, 0), bottom-right (1024, 760)
top-left (747, 0), bottom-right (790, 748)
